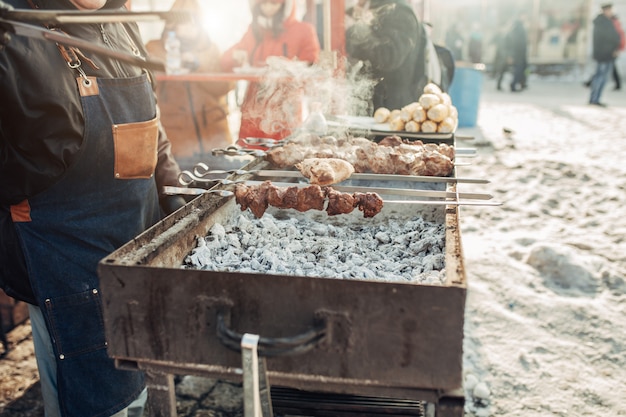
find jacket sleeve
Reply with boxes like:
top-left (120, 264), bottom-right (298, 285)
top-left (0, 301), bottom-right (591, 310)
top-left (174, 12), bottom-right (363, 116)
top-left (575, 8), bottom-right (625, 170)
top-left (295, 22), bottom-right (321, 63)
top-left (154, 113), bottom-right (185, 214)
top-left (613, 18), bottom-right (626, 50)
top-left (220, 28), bottom-right (257, 71)
top-left (346, 4), bottom-right (420, 73)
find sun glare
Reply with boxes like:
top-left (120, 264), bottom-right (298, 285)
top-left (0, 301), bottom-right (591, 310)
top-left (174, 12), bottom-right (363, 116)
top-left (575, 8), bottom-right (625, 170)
top-left (201, 2), bottom-right (252, 51)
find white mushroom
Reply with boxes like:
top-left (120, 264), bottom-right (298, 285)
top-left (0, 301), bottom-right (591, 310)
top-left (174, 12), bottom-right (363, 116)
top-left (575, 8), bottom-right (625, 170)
top-left (390, 109), bottom-right (402, 121)
top-left (418, 93), bottom-right (441, 110)
top-left (423, 82), bottom-right (443, 95)
top-left (449, 105), bottom-right (459, 120)
top-left (405, 120), bottom-right (420, 132)
top-left (412, 105), bottom-right (427, 123)
top-left (420, 120), bottom-right (438, 133)
top-left (374, 107), bottom-right (391, 123)
top-left (427, 103), bottom-right (450, 123)
top-left (400, 102), bottom-right (420, 122)
top-left (439, 92), bottom-right (452, 106)
top-left (389, 117), bottom-right (406, 131)
top-left (438, 117), bottom-right (456, 133)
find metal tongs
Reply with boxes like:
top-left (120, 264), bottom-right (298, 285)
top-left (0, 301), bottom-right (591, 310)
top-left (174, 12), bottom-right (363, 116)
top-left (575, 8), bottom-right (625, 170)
top-left (178, 163), bottom-right (250, 186)
top-left (212, 145), bottom-right (267, 157)
top-left (242, 137), bottom-right (290, 148)
top-left (0, 6), bottom-right (192, 71)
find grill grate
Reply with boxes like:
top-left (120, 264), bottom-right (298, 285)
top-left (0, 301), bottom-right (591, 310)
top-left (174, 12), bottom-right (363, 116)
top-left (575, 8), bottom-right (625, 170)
top-left (271, 387), bottom-right (426, 417)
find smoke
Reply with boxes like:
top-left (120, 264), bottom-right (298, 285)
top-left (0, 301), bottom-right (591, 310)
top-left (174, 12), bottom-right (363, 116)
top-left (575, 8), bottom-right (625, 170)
top-left (246, 55), bottom-right (377, 137)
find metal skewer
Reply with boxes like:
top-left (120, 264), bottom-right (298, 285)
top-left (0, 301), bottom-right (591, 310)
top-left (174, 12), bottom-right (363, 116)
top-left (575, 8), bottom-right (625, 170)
top-left (3, 9), bottom-right (192, 25)
top-left (238, 181), bottom-right (493, 200)
top-left (163, 186), bottom-right (234, 197)
top-left (181, 163), bottom-right (489, 186)
top-left (163, 185), bottom-right (501, 207)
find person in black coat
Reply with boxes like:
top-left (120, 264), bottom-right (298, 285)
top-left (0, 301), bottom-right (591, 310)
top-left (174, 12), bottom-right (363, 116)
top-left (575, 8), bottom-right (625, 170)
top-left (589, 3), bottom-right (621, 106)
top-left (507, 17), bottom-right (528, 92)
top-left (345, 0), bottom-right (452, 113)
top-left (445, 23), bottom-right (464, 61)
top-left (492, 26), bottom-right (510, 90)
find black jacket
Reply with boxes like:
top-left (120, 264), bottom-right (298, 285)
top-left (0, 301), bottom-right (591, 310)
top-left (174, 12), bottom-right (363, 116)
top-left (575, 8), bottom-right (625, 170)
top-left (507, 20), bottom-right (528, 65)
top-left (593, 13), bottom-right (621, 62)
top-left (0, 0), bottom-right (182, 207)
top-left (345, 0), bottom-right (449, 112)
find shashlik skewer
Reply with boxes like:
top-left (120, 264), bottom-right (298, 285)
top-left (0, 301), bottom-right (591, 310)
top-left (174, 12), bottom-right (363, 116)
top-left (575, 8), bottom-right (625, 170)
top-left (162, 185), bottom-right (502, 207)
top-left (234, 181), bottom-right (384, 218)
top-left (179, 163), bottom-right (489, 186)
top-left (238, 181), bottom-right (493, 200)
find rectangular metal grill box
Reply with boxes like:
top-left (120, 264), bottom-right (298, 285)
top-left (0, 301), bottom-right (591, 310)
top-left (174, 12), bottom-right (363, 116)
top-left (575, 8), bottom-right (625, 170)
top-left (98, 155), bottom-right (467, 416)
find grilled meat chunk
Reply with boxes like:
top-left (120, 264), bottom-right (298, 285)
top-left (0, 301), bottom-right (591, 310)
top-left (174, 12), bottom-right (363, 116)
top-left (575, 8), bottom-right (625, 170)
top-left (353, 192), bottom-right (384, 218)
top-left (234, 181), bottom-right (384, 218)
top-left (266, 136), bottom-right (454, 177)
top-left (326, 188), bottom-right (355, 215)
top-left (296, 185), bottom-right (327, 212)
top-left (295, 158), bottom-right (355, 186)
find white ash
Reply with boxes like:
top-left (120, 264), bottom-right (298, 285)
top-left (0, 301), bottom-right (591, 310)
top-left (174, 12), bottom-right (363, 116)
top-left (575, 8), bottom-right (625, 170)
top-left (183, 209), bottom-right (447, 285)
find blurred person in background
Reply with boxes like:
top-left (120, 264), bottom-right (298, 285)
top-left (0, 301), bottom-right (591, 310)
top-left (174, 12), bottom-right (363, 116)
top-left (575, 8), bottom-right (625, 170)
top-left (445, 22), bottom-right (464, 61)
top-left (611, 12), bottom-right (626, 90)
top-left (468, 22), bottom-right (482, 64)
top-left (0, 0), bottom-right (185, 415)
top-left (345, 0), bottom-right (453, 113)
top-left (146, 0), bottom-right (233, 169)
top-left (588, 2), bottom-right (621, 106)
top-left (584, 7), bottom-right (625, 90)
top-left (507, 16), bottom-right (528, 92)
top-left (492, 25), bottom-right (510, 91)
top-left (220, 0), bottom-right (320, 147)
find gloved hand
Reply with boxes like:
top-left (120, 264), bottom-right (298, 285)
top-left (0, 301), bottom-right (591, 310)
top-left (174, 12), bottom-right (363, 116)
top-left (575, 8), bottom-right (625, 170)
top-left (160, 195), bottom-right (186, 216)
top-left (0, 0), bottom-right (13, 50)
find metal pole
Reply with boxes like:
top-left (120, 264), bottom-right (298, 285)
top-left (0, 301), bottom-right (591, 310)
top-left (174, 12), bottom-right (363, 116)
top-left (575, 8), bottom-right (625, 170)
top-left (323, 0), bottom-right (332, 52)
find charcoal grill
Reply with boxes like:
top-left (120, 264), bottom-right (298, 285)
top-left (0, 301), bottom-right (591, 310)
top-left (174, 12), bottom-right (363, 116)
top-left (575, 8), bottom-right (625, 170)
top-left (98, 151), bottom-right (472, 417)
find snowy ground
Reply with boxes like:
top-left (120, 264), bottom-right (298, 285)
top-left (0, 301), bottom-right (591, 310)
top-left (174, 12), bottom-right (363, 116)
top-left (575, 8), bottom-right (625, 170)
top-left (458, 76), bottom-right (626, 417)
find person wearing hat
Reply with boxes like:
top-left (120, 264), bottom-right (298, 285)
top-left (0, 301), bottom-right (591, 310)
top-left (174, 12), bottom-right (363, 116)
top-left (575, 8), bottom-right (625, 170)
top-left (588, 2), bottom-right (621, 106)
top-left (220, 0), bottom-right (321, 146)
top-left (344, 0), bottom-right (450, 113)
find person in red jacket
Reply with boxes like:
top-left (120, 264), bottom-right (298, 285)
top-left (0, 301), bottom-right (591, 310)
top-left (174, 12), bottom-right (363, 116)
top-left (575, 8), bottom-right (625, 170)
top-left (221, 0), bottom-right (320, 146)
top-left (584, 6), bottom-right (626, 91)
top-left (611, 13), bottom-right (625, 90)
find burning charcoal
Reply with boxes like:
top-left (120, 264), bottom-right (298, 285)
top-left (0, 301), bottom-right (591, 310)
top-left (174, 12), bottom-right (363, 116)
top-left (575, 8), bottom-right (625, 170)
top-left (375, 231), bottom-right (391, 244)
top-left (209, 223), bottom-right (226, 240)
top-left (184, 209), bottom-right (446, 284)
top-left (225, 234), bottom-right (241, 249)
top-left (250, 259), bottom-right (263, 270)
top-left (421, 254), bottom-right (445, 272)
top-left (409, 236), bottom-right (439, 255)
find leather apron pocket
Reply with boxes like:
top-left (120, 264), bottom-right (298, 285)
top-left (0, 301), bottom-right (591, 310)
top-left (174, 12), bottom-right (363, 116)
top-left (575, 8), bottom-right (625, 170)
top-left (112, 116), bottom-right (159, 179)
top-left (44, 288), bottom-right (107, 358)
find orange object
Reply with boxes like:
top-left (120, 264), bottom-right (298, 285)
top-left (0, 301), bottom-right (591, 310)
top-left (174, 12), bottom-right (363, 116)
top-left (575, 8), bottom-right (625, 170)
top-left (220, 0), bottom-right (321, 144)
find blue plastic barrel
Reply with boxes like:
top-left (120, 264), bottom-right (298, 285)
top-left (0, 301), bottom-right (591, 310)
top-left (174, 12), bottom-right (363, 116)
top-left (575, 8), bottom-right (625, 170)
top-left (448, 63), bottom-right (485, 128)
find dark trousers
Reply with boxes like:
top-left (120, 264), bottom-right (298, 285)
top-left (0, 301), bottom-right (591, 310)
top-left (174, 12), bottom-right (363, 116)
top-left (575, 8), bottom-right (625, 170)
top-left (511, 62), bottom-right (527, 91)
top-left (587, 59), bottom-right (621, 89)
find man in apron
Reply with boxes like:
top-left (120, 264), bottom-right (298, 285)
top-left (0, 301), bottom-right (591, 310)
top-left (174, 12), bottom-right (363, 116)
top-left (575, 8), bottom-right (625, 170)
top-left (0, 0), bottom-right (186, 415)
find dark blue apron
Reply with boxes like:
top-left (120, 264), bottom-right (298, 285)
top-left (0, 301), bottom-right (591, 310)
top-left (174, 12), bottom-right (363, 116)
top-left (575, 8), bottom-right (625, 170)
top-left (12, 73), bottom-right (161, 417)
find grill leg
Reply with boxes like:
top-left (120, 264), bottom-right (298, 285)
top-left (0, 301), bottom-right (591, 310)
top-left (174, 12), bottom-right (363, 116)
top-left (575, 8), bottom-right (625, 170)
top-left (436, 389), bottom-right (464, 417)
top-left (241, 333), bottom-right (274, 417)
top-left (145, 371), bottom-right (177, 417)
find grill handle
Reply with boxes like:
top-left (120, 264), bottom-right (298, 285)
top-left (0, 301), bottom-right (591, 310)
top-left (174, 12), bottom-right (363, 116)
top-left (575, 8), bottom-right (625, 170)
top-left (216, 311), bottom-right (326, 357)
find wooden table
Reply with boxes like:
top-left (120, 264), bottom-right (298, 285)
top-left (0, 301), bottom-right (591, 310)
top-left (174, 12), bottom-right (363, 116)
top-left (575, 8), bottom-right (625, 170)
top-left (156, 72), bottom-right (263, 83)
